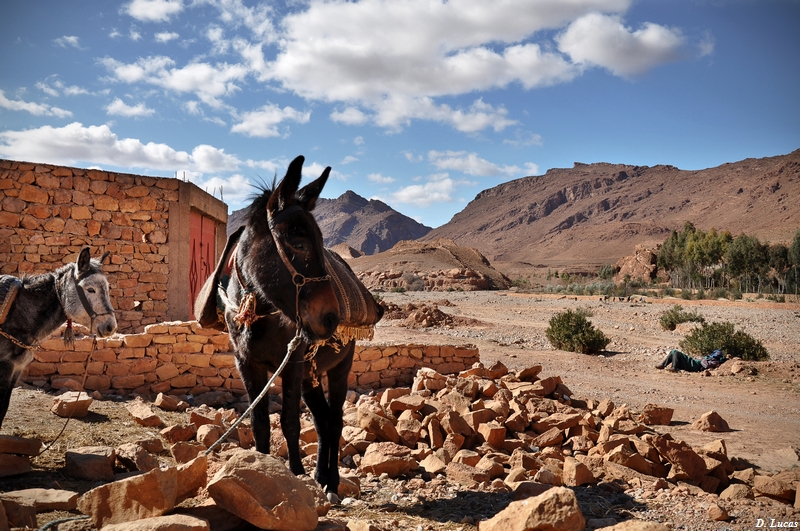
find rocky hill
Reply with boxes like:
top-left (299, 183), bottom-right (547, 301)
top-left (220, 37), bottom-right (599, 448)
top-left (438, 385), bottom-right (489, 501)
top-left (345, 238), bottom-right (511, 291)
top-left (423, 150), bottom-right (800, 274)
top-left (227, 191), bottom-right (431, 255)
top-left (314, 191), bottom-right (432, 254)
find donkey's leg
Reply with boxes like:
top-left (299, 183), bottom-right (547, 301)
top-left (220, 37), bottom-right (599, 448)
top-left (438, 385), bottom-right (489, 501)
top-left (0, 363), bottom-right (18, 429)
top-left (302, 381), bottom-right (332, 488)
top-left (237, 358), bottom-right (273, 454)
top-left (280, 359), bottom-right (306, 476)
top-left (304, 341), bottom-right (355, 496)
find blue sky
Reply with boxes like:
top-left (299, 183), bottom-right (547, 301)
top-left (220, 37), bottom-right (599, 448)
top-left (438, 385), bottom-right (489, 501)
top-left (1, 0), bottom-right (798, 228)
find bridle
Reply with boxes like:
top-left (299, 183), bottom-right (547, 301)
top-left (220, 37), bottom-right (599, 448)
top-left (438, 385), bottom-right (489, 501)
top-left (233, 205), bottom-right (331, 330)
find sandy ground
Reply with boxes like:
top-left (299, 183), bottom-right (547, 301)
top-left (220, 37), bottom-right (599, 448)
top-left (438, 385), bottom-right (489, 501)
top-left (373, 290), bottom-right (800, 473)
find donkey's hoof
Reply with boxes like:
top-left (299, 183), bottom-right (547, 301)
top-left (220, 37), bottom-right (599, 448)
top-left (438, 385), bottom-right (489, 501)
top-left (326, 491), bottom-right (341, 505)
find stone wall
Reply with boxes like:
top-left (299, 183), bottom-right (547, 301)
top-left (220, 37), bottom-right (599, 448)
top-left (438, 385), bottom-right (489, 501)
top-left (19, 322), bottom-right (480, 395)
top-left (0, 159), bottom-right (227, 332)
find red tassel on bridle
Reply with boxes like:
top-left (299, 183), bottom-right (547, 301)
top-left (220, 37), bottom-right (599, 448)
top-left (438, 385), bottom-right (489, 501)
top-left (63, 318), bottom-right (75, 348)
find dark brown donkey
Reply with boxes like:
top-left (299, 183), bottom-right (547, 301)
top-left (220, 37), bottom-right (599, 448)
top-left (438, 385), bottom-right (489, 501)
top-left (195, 155), bottom-right (382, 500)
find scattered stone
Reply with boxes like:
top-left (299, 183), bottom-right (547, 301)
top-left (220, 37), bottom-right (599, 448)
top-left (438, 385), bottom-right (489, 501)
top-left (101, 514), bottom-right (210, 531)
top-left (707, 502), bottom-right (729, 521)
top-left (691, 410), bottom-right (730, 432)
top-left (0, 454), bottom-right (31, 477)
top-left (154, 393), bottom-right (183, 412)
top-left (0, 488), bottom-right (78, 511)
top-left (0, 435), bottom-right (42, 456)
top-left (78, 466), bottom-right (178, 528)
top-left (51, 391), bottom-right (93, 418)
top-left (126, 399), bottom-right (164, 428)
top-left (752, 475), bottom-right (795, 501)
top-left (161, 423), bottom-right (198, 444)
top-left (359, 442), bottom-right (414, 477)
top-left (64, 446), bottom-right (116, 481)
top-left (116, 442), bottom-right (159, 472)
top-left (479, 486), bottom-right (585, 531)
top-left (171, 441), bottom-right (207, 464)
top-left (637, 404), bottom-right (673, 426)
top-left (0, 497), bottom-right (36, 529)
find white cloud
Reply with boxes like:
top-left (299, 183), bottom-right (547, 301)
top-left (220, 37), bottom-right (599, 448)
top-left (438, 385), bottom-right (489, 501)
top-left (367, 173), bottom-right (394, 184)
top-left (106, 98), bottom-right (155, 118)
top-left (341, 156), bottom-right (358, 165)
top-left (155, 31), bottom-right (180, 43)
top-left (230, 104), bottom-right (310, 137)
top-left (391, 176), bottom-right (459, 207)
top-left (372, 96), bottom-right (516, 133)
top-left (0, 122), bottom-right (240, 174)
top-left (403, 151), bottom-right (423, 163)
top-left (189, 173), bottom-right (254, 208)
top-left (330, 107), bottom-right (369, 126)
top-left (100, 55), bottom-right (248, 108)
top-left (428, 150), bottom-right (523, 177)
top-left (130, 28), bottom-right (142, 41)
top-left (268, 0), bottom-right (623, 104)
top-left (556, 13), bottom-right (684, 77)
top-left (126, 0), bottom-right (184, 23)
top-left (0, 90), bottom-right (72, 118)
top-left (36, 82), bottom-right (60, 97)
top-left (353, 136), bottom-right (364, 146)
top-left (202, 0), bottom-right (277, 41)
top-left (504, 130), bottom-right (544, 147)
top-left (524, 162), bottom-right (540, 175)
top-left (109, 29), bottom-right (122, 39)
top-left (54, 36), bottom-right (82, 49)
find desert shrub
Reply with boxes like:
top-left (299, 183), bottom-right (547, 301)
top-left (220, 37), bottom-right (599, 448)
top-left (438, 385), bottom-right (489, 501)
top-left (680, 289), bottom-right (693, 300)
top-left (402, 272), bottom-right (426, 291)
top-left (659, 305), bottom-right (705, 331)
top-left (711, 287), bottom-right (728, 300)
top-left (545, 309), bottom-right (610, 354)
top-left (679, 321), bottom-right (769, 361)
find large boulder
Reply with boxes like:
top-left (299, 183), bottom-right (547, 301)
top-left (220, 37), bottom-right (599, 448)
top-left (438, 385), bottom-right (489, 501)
top-left (207, 450), bottom-right (317, 531)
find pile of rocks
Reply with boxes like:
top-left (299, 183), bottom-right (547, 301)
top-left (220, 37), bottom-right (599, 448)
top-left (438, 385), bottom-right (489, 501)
top-left (379, 301), bottom-right (476, 329)
top-left (3, 362), bottom-right (799, 530)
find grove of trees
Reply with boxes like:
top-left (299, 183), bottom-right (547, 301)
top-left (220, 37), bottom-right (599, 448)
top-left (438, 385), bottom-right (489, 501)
top-left (656, 223), bottom-right (800, 296)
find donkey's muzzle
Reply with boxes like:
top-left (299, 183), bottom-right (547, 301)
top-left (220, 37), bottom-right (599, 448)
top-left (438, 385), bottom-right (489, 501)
top-left (97, 318), bottom-right (117, 338)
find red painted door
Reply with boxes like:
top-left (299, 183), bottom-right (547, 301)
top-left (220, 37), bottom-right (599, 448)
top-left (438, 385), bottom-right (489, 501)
top-left (189, 211), bottom-right (216, 319)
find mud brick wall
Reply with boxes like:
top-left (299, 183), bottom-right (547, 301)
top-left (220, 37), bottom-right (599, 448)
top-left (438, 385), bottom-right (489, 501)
top-left (0, 159), bottom-right (226, 333)
top-left (19, 321), bottom-right (480, 395)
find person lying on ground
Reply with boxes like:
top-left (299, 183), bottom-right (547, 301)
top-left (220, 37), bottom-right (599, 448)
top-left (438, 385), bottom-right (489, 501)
top-left (655, 349), bottom-right (727, 372)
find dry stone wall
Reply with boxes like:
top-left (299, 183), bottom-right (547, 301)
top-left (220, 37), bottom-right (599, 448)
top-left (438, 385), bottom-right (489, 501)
top-left (19, 322), bottom-right (479, 395)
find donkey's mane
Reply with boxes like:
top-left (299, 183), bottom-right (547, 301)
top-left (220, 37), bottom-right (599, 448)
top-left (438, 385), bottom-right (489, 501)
top-left (243, 178), bottom-right (278, 227)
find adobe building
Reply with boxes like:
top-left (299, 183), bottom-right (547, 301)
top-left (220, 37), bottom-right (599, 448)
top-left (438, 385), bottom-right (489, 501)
top-left (0, 159), bottom-right (227, 332)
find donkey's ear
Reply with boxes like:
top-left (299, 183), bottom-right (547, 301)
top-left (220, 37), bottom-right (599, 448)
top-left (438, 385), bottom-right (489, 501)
top-left (296, 166), bottom-right (330, 212)
top-left (268, 155), bottom-right (304, 215)
top-left (77, 247), bottom-right (91, 276)
top-left (100, 251), bottom-right (110, 265)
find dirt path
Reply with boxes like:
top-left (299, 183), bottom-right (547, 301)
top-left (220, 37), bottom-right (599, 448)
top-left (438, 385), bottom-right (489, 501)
top-left (373, 290), bottom-right (800, 472)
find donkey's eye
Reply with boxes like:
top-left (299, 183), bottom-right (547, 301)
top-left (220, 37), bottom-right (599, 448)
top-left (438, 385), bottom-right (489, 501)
top-left (87, 287), bottom-right (96, 294)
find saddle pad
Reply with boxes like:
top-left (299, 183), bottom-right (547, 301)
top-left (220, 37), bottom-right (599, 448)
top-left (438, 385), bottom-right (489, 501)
top-left (0, 275), bottom-right (22, 325)
top-left (324, 249), bottom-right (382, 337)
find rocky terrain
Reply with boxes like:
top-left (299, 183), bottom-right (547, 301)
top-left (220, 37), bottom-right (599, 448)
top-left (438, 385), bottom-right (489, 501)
top-left (423, 150), bottom-right (800, 273)
top-left (1, 292), bottom-right (798, 530)
top-left (345, 238), bottom-right (511, 292)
